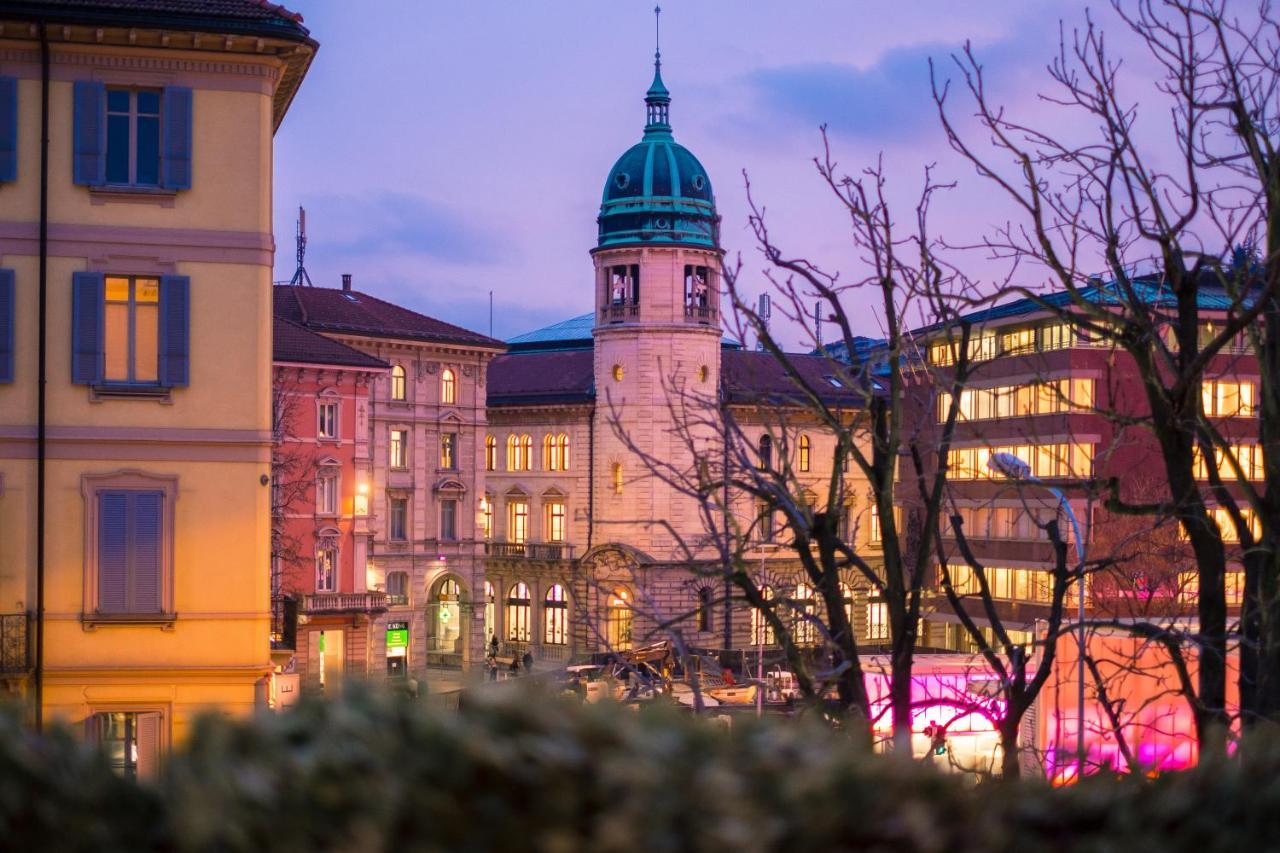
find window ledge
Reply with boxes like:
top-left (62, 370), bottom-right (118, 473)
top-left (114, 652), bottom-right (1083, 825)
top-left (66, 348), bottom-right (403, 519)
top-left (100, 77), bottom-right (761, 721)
top-left (88, 186), bottom-right (178, 207)
top-left (82, 612), bottom-right (177, 631)
top-left (90, 385), bottom-right (173, 403)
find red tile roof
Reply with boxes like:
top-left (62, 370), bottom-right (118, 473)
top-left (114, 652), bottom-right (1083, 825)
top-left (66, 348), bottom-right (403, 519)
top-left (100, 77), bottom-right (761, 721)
top-left (274, 285), bottom-right (505, 350)
top-left (487, 350), bottom-right (594, 406)
top-left (273, 316), bottom-right (388, 370)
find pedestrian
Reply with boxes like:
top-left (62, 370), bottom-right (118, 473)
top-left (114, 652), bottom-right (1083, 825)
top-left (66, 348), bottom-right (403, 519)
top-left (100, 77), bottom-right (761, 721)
top-left (489, 634), bottom-right (499, 658)
top-left (487, 655), bottom-right (498, 682)
top-left (522, 649), bottom-right (534, 674)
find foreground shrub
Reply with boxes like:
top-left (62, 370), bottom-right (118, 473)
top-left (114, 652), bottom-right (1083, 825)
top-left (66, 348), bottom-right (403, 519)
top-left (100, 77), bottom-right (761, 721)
top-left (4, 687), bottom-right (1280, 851)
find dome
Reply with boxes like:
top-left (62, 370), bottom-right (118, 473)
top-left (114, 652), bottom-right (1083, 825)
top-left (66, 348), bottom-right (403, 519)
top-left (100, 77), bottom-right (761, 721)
top-left (596, 60), bottom-right (719, 250)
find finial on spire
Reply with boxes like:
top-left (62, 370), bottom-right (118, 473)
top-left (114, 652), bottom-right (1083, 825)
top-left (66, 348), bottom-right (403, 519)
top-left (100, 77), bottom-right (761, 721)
top-left (645, 5), bottom-right (671, 133)
top-left (654, 5), bottom-right (662, 63)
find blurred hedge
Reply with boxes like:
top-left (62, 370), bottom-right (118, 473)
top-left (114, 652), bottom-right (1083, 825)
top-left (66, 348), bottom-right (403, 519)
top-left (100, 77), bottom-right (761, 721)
top-left (5, 687), bottom-right (1280, 852)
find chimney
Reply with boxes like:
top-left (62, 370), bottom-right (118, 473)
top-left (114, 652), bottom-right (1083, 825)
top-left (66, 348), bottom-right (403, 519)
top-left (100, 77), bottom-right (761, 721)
top-left (342, 273), bottom-right (352, 292)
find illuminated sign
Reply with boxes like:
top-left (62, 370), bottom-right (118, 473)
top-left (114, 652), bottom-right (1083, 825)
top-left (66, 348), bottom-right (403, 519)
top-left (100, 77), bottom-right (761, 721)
top-left (386, 621), bottom-right (409, 649)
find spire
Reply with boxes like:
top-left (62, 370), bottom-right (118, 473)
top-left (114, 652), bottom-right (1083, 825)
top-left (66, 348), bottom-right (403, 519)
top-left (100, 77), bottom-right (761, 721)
top-left (645, 5), bottom-right (670, 135)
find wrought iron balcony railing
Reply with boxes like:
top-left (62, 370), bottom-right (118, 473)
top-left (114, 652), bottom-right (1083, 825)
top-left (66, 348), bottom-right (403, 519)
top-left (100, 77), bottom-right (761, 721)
top-left (0, 613), bottom-right (30, 674)
top-left (484, 541), bottom-right (575, 561)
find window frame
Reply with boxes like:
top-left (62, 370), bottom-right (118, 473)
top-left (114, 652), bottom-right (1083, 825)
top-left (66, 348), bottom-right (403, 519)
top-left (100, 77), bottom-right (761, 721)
top-left (389, 428), bottom-right (408, 469)
top-left (105, 87), bottom-right (162, 188)
top-left (389, 364), bottom-right (407, 402)
top-left (81, 470), bottom-right (177, 626)
top-left (317, 400), bottom-right (339, 440)
top-left (315, 545), bottom-right (338, 592)
top-left (544, 584), bottom-right (568, 646)
top-left (440, 368), bottom-right (456, 404)
top-left (440, 431), bottom-right (457, 470)
top-left (440, 498), bottom-right (458, 541)
top-left (316, 471), bottom-right (339, 516)
top-left (388, 496), bottom-right (409, 541)
top-left (102, 275), bottom-right (161, 386)
top-left (545, 500), bottom-right (566, 542)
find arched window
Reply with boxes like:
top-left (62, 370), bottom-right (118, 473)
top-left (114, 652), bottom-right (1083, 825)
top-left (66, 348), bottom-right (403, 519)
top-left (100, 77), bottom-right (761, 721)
top-left (520, 434), bottom-right (533, 471)
top-left (506, 435), bottom-right (520, 471)
top-left (751, 585), bottom-right (775, 646)
top-left (432, 577), bottom-right (463, 653)
top-left (390, 365), bottom-right (407, 401)
top-left (544, 584), bottom-right (568, 646)
top-left (543, 434), bottom-right (555, 470)
top-left (792, 583), bottom-right (816, 645)
top-left (798, 434), bottom-right (811, 472)
top-left (506, 582), bottom-right (531, 643)
top-left (697, 587), bottom-right (713, 632)
top-left (838, 581), bottom-right (854, 640)
top-left (440, 368), bottom-right (456, 404)
top-left (485, 435), bottom-right (496, 471)
top-left (606, 587), bottom-right (633, 650)
top-left (558, 433), bottom-right (570, 470)
top-left (758, 434), bottom-right (773, 470)
top-left (613, 462), bottom-right (624, 495)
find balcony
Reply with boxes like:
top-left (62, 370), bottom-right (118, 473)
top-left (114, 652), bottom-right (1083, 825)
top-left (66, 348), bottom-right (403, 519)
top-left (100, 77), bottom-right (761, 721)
top-left (484, 541), bottom-right (575, 561)
top-left (0, 613), bottom-right (30, 675)
top-left (684, 303), bottom-right (717, 324)
top-left (303, 592), bottom-right (388, 615)
top-left (601, 303), bottom-right (639, 323)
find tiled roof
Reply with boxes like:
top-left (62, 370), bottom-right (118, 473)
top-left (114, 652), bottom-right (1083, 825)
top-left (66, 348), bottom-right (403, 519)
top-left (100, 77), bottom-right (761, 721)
top-left (273, 316), bottom-right (388, 370)
top-left (0, 0), bottom-right (313, 41)
top-left (487, 350), bottom-right (595, 406)
top-left (722, 350), bottom-right (868, 407)
top-left (274, 285), bottom-right (505, 350)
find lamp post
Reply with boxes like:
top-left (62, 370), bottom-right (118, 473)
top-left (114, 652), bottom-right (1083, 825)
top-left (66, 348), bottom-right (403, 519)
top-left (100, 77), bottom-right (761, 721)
top-left (986, 452), bottom-right (1088, 778)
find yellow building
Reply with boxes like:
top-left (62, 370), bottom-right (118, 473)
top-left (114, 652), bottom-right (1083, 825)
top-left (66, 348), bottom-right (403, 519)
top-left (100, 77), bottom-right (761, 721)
top-left (0, 1), bottom-right (314, 773)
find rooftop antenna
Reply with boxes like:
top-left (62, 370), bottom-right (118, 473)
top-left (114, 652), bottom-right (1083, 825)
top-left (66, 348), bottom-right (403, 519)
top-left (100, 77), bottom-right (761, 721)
top-left (289, 205), bottom-right (313, 287)
top-left (814, 301), bottom-right (823, 347)
top-left (756, 293), bottom-right (771, 351)
top-left (654, 5), bottom-right (661, 64)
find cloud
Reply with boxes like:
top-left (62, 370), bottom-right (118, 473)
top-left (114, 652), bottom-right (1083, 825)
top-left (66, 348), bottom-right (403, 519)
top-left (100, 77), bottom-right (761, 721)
top-left (741, 38), bottom-right (1047, 141)
top-left (289, 191), bottom-right (503, 267)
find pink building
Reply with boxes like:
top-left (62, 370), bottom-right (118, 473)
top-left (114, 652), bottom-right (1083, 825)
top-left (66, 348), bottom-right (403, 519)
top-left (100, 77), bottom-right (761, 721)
top-left (272, 314), bottom-right (387, 689)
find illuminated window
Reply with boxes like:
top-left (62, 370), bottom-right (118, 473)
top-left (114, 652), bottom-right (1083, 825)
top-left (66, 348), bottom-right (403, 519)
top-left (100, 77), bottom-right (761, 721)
top-left (544, 433), bottom-right (570, 471)
top-left (544, 584), bottom-right (568, 645)
top-left (315, 546), bottom-right (336, 592)
top-left (520, 434), bottom-right (533, 471)
top-left (938, 379), bottom-right (1095, 423)
top-left (558, 433), bottom-right (570, 470)
top-left (104, 276), bottom-right (159, 384)
top-left (507, 500), bottom-right (528, 544)
top-left (798, 435), bottom-right (811, 472)
top-left (792, 583), bottom-right (816, 645)
top-left (613, 463), bottom-right (624, 495)
top-left (866, 599), bottom-right (889, 641)
top-left (316, 473), bottom-right (338, 515)
top-left (506, 435), bottom-right (520, 471)
top-left (839, 582), bottom-right (854, 636)
top-left (389, 428), bottom-right (407, 468)
top-left (751, 585), bottom-right (776, 646)
top-left (545, 501), bottom-right (566, 542)
top-left (317, 401), bottom-right (338, 439)
top-left (1193, 443), bottom-right (1264, 481)
top-left (698, 365), bottom-right (709, 382)
top-left (390, 365), bottom-right (406, 401)
top-left (1202, 380), bottom-right (1256, 417)
top-left (606, 588), bottom-right (633, 650)
top-left (1178, 570), bottom-right (1245, 605)
top-left (440, 368), bottom-right (456, 404)
top-left (947, 442), bottom-right (1094, 480)
top-left (481, 494), bottom-right (493, 540)
top-left (1000, 327), bottom-right (1036, 355)
top-left (870, 504), bottom-right (882, 542)
top-left (92, 711), bottom-right (162, 780)
top-left (485, 435), bottom-right (496, 471)
top-left (944, 564), bottom-right (1052, 603)
top-left (505, 582), bottom-right (531, 642)
top-left (613, 364), bottom-right (624, 382)
top-left (440, 432), bottom-right (456, 469)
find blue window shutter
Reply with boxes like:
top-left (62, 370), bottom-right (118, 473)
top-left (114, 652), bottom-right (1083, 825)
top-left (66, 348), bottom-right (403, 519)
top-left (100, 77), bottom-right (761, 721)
top-left (130, 492), bottom-right (163, 613)
top-left (158, 275), bottom-right (189, 387)
top-left (72, 81), bottom-right (105, 186)
top-left (98, 492), bottom-right (129, 613)
top-left (161, 87), bottom-right (192, 190)
top-left (71, 271), bottom-right (104, 384)
top-left (0, 77), bottom-right (16, 183)
top-left (0, 269), bottom-right (13, 383)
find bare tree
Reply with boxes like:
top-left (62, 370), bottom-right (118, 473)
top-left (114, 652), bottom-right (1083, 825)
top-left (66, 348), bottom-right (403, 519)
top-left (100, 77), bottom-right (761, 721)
top-left (271, 368), bottom-right (323, 612)
top-left (934, 0), bottom-right (1280, 754)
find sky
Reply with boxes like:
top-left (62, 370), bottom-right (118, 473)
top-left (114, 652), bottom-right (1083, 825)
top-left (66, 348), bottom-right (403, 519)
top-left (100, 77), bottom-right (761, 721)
top-left (272, 1), bottom-right (1162, 347)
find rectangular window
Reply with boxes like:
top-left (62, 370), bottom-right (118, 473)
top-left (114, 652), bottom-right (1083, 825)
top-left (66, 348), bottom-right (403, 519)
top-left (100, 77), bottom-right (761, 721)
top-left (866, 600), bottom-right (889, 641)
top-left (1000, 327), bottom-right (1036, 355)
top-left (317, 402), bottom-right (338, 439)
top-left (1202, 380), bottom-right (1256, 417)
top-left (316, 474), bottom-right (337, 515)
top-left (93, 711), bottom-right (162, 780)
top-left (97, 490), bottom-right (164, 614)
top-left (389, 497), bottom-right (407, 541)
top-left (103, 276), bottom-right (159, 384)
top-left (315, 547), bottom-right (336, 592)
top-left (440, 432), bottom-right (456, 469)
top-left (440, 499), bottom-right (457, 541)
top-left (106, 88), bottom-right (161, 186)
top-left (545, 502), bottom-right (566, 542)
top-left (947, 442), bottom-right (1093, 480)
top-left (482, 495), bottom-right (493, 540)
top-left (485, 436), bottom-right (496, 471)
top-left (756, 502), bottom-right (774, 544)
top-left (508, 500), bottom-right (528, 545)
top-left (389, 429), bottom-right (407, 468)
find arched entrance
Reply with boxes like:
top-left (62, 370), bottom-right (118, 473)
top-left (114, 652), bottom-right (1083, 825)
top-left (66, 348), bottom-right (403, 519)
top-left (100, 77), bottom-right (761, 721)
top-left (427, 575), bottom-right (467, 665)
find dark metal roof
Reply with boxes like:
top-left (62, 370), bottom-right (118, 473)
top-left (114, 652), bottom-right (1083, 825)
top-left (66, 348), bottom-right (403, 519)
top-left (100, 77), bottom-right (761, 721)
top-left (274, 285), bottom-right (505, 350)
top-left (273, 316), bottom-right (388, 370)
top-left (487, 350), bottom-right (595, 407)
top-left (722, 350), bottom-right (868, 407)
top-left (0, 0), bottom-right (313, 42)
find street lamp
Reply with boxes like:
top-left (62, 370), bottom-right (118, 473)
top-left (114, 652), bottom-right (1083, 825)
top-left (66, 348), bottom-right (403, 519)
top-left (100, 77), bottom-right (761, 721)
top-left (985, 451), bottom-right (1088, 778)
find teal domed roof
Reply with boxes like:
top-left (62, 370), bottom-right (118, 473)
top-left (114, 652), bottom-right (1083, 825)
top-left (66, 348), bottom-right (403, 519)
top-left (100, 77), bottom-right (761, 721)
top-left (597, 56), bottom-right (719, 250)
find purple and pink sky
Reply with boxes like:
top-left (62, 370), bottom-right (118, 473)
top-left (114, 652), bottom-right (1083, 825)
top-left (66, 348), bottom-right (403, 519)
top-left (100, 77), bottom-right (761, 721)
top-left (272, 2), bottom-right (1161, 347)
